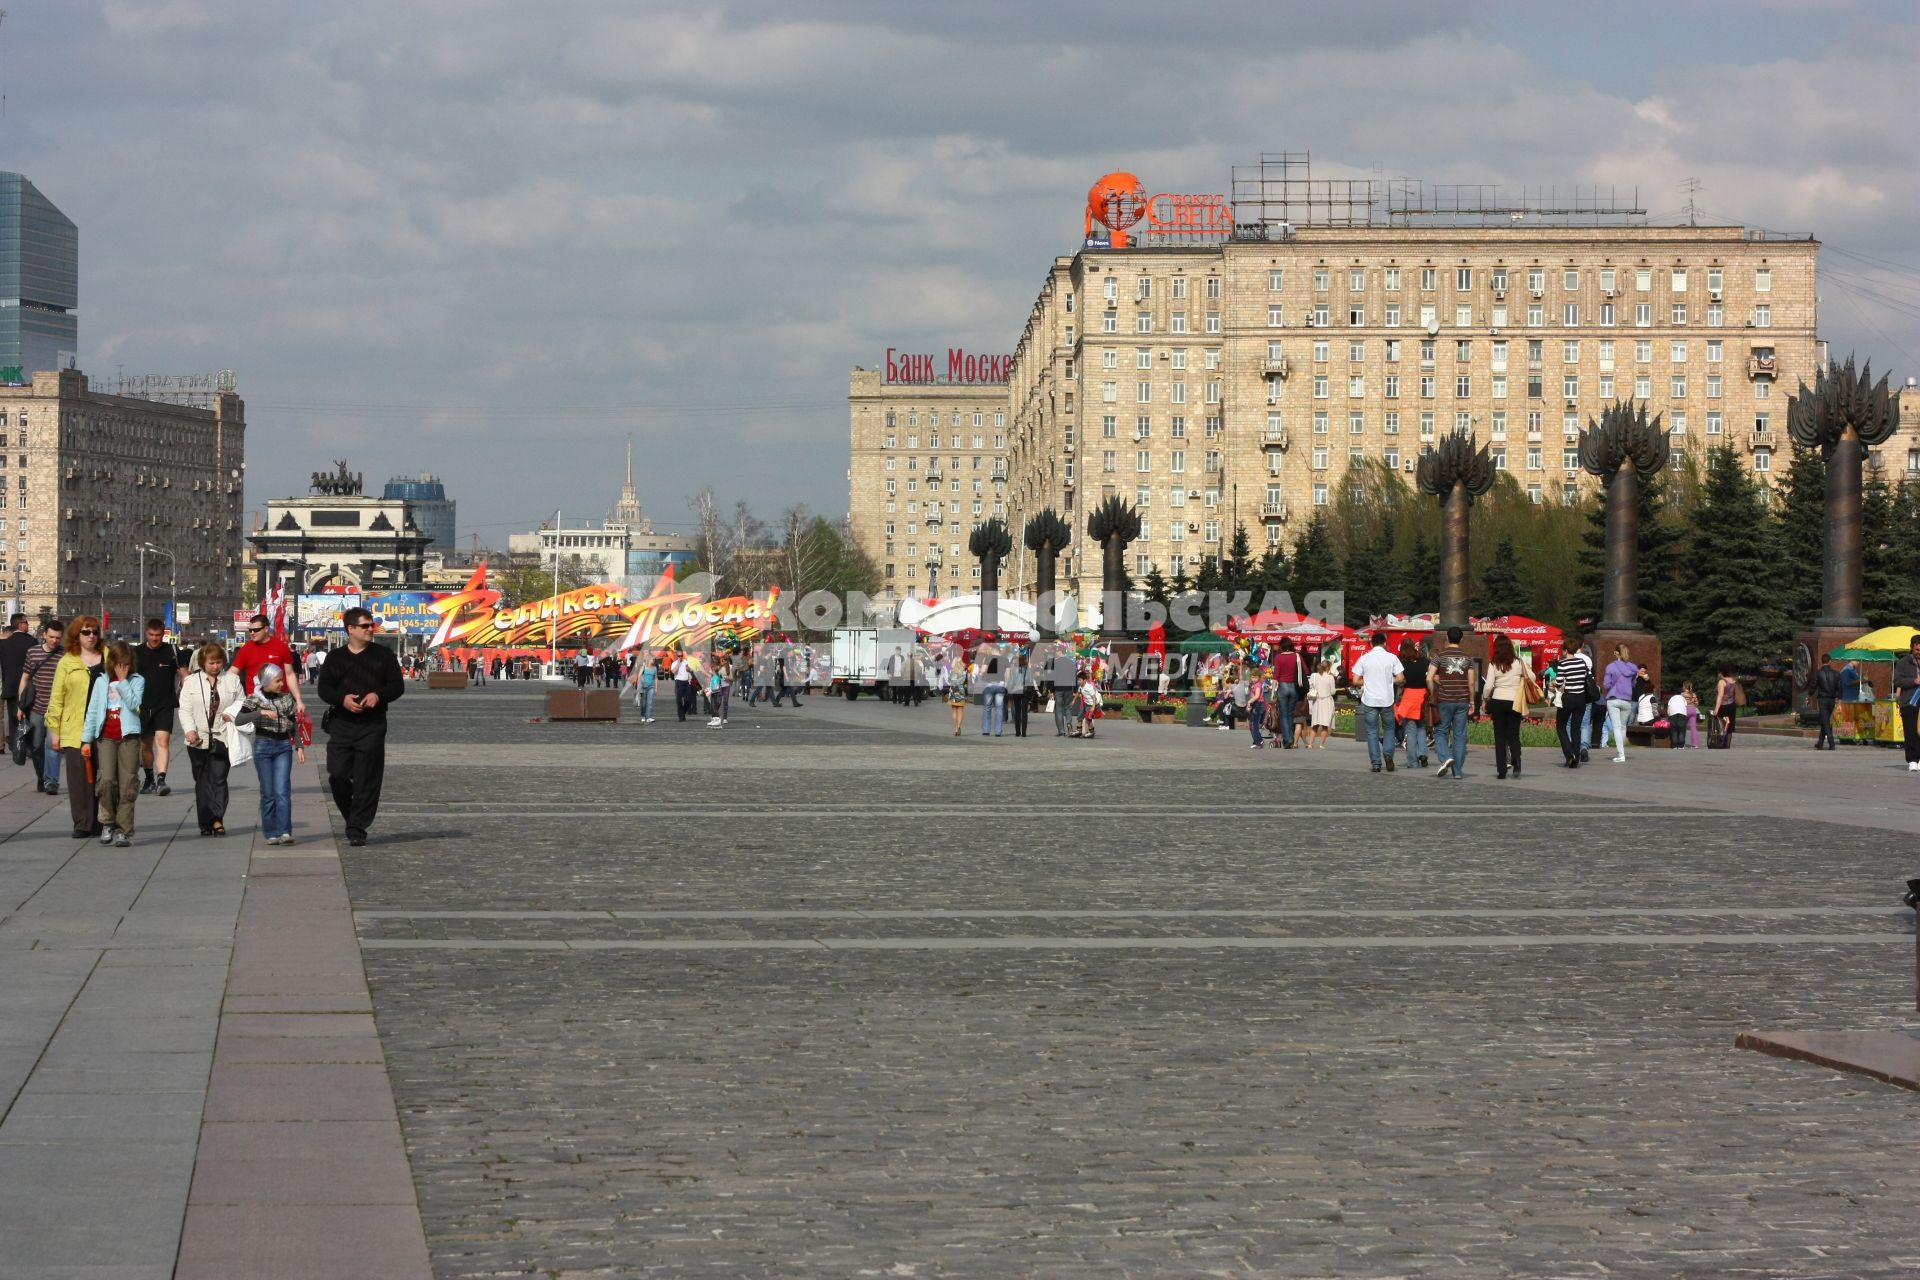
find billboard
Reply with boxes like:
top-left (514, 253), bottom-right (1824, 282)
top-left (296, 593), bottom-right (360, 630)
top-left (427, 563), bottom-right (778, 654)
top-left (365, 591), bottom-right (448, 635)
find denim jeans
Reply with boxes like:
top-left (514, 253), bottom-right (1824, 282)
top-left (638, 685), bottom-right (655, 719)
top-left (26, 711), bottom-right (58, 787)
top-left (1274, 686), bottom-right (1298, 747)
top-left (253, 736), bottom-right (294, 840)
top-left (1399, 716), bottom-right (1428, 767)
top-left (1434, 701), bottom-right (1470, 776)
top-left (1358, 704), bottom-right (1394, 768)
top-left (1606, 697), bottom-right (1633, 757)
top-left (1053, 689), bottom-right (1072, 735)
top-left (982, 683), bottom-right (1007, 735)
top-left (1588, 697), bottom-right (1609, 749)
top-left (1249, 699), bottom-right (1266, 746)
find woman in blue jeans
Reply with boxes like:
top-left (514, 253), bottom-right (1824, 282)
top-left (247, 664), bottom-right (306, 845)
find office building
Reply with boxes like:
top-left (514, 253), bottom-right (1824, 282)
top-left (0, 173), bottom-right (78, 381)
top-left (384, 472), bottom-right (456, 552)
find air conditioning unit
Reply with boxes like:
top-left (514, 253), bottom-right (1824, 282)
top-left (1710, 289), bottom-right (1723, 301)
top-left (1160, 351), bottom-right (1170, 360)
top-left (1187, 522), bottom-right (1199, 533)
top-left (1187, 489), bottom-right (1202, 498)
top-left (1566, 398), bottom-right (1578, 408)
top-left (1402, 459), bottom-right (1416, 472)
top-left (1603, 288), bottom-right (1616, 297)
top-left (1493, 289), bottom-right (1506, 300)
top-left (1530, 288), bottom-right (1543, 299)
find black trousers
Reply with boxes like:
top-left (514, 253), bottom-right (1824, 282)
top-left (1555, 697), bottom-right (1587, 764)
top-left (674, 680), bottom-right (694, 720)
top-left (1011, 693), bottom-right (1029, 737)
top-left (326, 716), bottom-right (387, 838)
top-left (62, 746), bottom-right (99, 835)
top-left (187, 742), bottom-right (231, 831)
top-left (1901, 700), bottom-right (1920, 765)
top-left (2, 694), bottom-right (16, 753)
top-left (1816, 697), bottom-right (1836, 748)
top-left (1487, 697), bottom-right (1523, 774)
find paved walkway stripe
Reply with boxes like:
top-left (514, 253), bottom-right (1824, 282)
top-left (354, 905), bottom-right (1894, 921)
top-left (371, 805), bottom-right (1728, 820)
top-left (359, 932), bottom-right (1908, 952)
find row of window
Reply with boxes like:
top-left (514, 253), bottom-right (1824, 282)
top-left (1279, 407), bottom-right (1763, 437)
top-left (882, 411), bottom-right (1006, 430)
top-left (1257, 301), bottom-right (1769, 328)
top-left (1294, 372), bottom-right (1765, 401)
top-left (880, 434), bottom-right (1006, 450)
top-left (1259, 265), bottom-right (1772, 295)
top-left (1278, 337), bottom-right (1763, 366)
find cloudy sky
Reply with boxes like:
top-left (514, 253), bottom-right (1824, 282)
top-left (9, 0), bottom-right (1919, 546)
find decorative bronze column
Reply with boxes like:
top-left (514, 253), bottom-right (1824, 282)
top-left (1086, 495), bottom-right (1142, 641)
top-left (968, 518), bottom-right (1012, 632)
top-left (1788, 356), bottom-right (1896, 628)
top-left (1578, 402), bottom-right (1669, 630)
top-left (1022, 509), bottom-right (1071, 638)
top-left (1415, 430), bottom-right (1495, 629)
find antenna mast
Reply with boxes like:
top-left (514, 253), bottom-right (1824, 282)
top-left (1679, 176), bottom-right (1703, 226)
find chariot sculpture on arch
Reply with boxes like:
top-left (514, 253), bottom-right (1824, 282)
top-left (309, 458), bottom-right (364, 497)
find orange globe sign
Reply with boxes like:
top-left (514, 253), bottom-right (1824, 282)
top-left (1085, 172), bottom-right (1148, 247)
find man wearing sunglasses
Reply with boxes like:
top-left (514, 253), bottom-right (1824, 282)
top-left (233, 614), bottom-right (301, 706)
top-left (316, 606), bottom-right (404, 847)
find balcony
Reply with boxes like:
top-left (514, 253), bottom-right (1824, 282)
top-left (1261, 500), bottom-right (1289, 522)
top-left (1263, 356), bottom-right (1290, 378)
top-left (925, 469), bottom-right (942, 482)
top-left (1747, 353), bottom-right (1777, 378)
top-left (1745, 429), bottom-right (1774, 453)
top-left (1262, 427), bottom-right (1289, 451)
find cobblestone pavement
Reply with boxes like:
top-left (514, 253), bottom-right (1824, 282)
top-left (341, 685), bottom-right (1920, 1279)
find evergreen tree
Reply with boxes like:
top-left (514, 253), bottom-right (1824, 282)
top-left (1395, 530), bottom-right (1440, 616)
top-left (1193, 556), bottom-right (1221, 596)
top-left (1888, 480), bottom-right (1920, 613)
top-left (1225, 523), bottom-right (1254, 589)
top-left (1665, 447), bottom-right (1793, 690)
top-left (1250, 546), bottom-right (1290, 602)
top-left (1289, 512), bottom-right (1341, 612)
top-left (1470, 536), bottom-right (1525, 618)
top-left (1141, 567), bottom-right (1171, 609)
top-left (1771, 445), bottom-right (1826, 626)
top-left (1341, 522), bottom-right (1397, 628)
top-left (1861, 474), bottom-right (1899, 625)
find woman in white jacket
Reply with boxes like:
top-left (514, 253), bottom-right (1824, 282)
top-left (178, 642), bottom-right (246, 837)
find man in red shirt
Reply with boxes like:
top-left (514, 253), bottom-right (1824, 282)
top-left (231, 615), bottom-right (305, 715)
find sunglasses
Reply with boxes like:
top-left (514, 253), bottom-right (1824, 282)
top-left (248, 627), bottom-right (267, 634)
top-left (348, 621), bottom-right (375, 630)
top-left (78, 628), bottom-right (98, 636)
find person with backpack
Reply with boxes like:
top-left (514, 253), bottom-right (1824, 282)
top-left (1553, 641), bottom-right (1594, 769)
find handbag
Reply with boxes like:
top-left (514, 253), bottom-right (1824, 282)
top-left (1395, 687), bottom-right (1427, 721)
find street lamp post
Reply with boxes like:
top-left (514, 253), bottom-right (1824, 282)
top-left (140, 543), bottom-right (177, 634)
top-left (76, 578), bottom-right (126, 631)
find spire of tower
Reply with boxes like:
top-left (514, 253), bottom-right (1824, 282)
top-left (612, 432), bottom-right (647, 530)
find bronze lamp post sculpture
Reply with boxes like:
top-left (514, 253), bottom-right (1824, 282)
top-left (1787, 356), bottom-right (1897, 629)
top-left (1022, 509), bottom-right (1072, 639)
top-left (1086, 495), bottom-right (1141, 642)
top-left (1415, 429), bottom-right (1495, 630)
top-left (1578, 401), bottom-right (1669, 632)
top-left (968, 518), bottom-right (1013, 632)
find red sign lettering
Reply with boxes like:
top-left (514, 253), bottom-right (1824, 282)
top-left (884, 346), bottom-right (1011, 385)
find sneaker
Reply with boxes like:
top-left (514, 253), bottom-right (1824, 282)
top-left (1612, 755), bottom-right (1627, 764)
top-left (1909, 762), bottom-right (1919, 773)
top-left (1417, 755), bottom-right (1429, 768)
top-left (1217, 723), bottom-right (1229, 731)
top-left (347, 832), bottom-right (367, 847)
top-left (1370, 764), bottom-right (1382, 773)
top-left (156, 774), bottom-right (170, 796)
top-left (113, 832), bottom-right (130, 848)
top-left (1579, 749), bottom-right (1590, 763)
top-left (140, 777), bottom-right (155, 795)
top-left (1383, 757), bottom-right (1395, 772)
top-left (281, 835), bottom-right (295, 847)
top-left (1435, 760), bottom-right (1453, 778)
top-left (100, 828), bottom-right (115, 845)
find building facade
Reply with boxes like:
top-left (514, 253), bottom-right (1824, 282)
top-left (985, 222), bottom-right (1820, 602)
top-left (506, 444), bottom-right (695, 593)
top-left (0, 173), bottom-right (78, 381)
top-left (382, 473), bottom-right (456, 552)
top-left (249, 493), bottom-right (431, 601)
top-left (846, 367), bottom-right (1011, 602)
top-left (7, 369), bottom-right (244, 630)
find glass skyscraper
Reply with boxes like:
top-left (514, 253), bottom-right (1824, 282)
top-left (383, 473), bottom-right (456, 552)
top-left (0, 173), bottom-right (78, 381)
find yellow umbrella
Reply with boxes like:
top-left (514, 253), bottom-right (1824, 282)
top-left (1846, 625), bottom-right (1920, 653)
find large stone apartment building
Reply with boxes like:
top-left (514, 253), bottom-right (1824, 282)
top-left (12, 368), bottom-right (245, 629)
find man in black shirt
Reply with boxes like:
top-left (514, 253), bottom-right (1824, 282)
top-left (0, 613), bottom-right (34, 760)
top-left (136, 618), bottom-right (181, 794)
top-left (316, 606), bottom-right (406, 847)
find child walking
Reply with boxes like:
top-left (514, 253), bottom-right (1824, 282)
top-left (83, 641), bottom-right (145, 847)
top-left (248, 664), bottom-right (306, 845)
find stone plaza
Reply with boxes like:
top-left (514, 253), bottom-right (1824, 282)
top-left (2, 685), bottom-right (1917, 1278)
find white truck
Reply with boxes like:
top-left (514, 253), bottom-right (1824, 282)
top-left (830, 626), bottom-right (916, 699)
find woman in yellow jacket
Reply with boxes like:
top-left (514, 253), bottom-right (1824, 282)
top-left (44, 613), bottom-right (106, 838)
